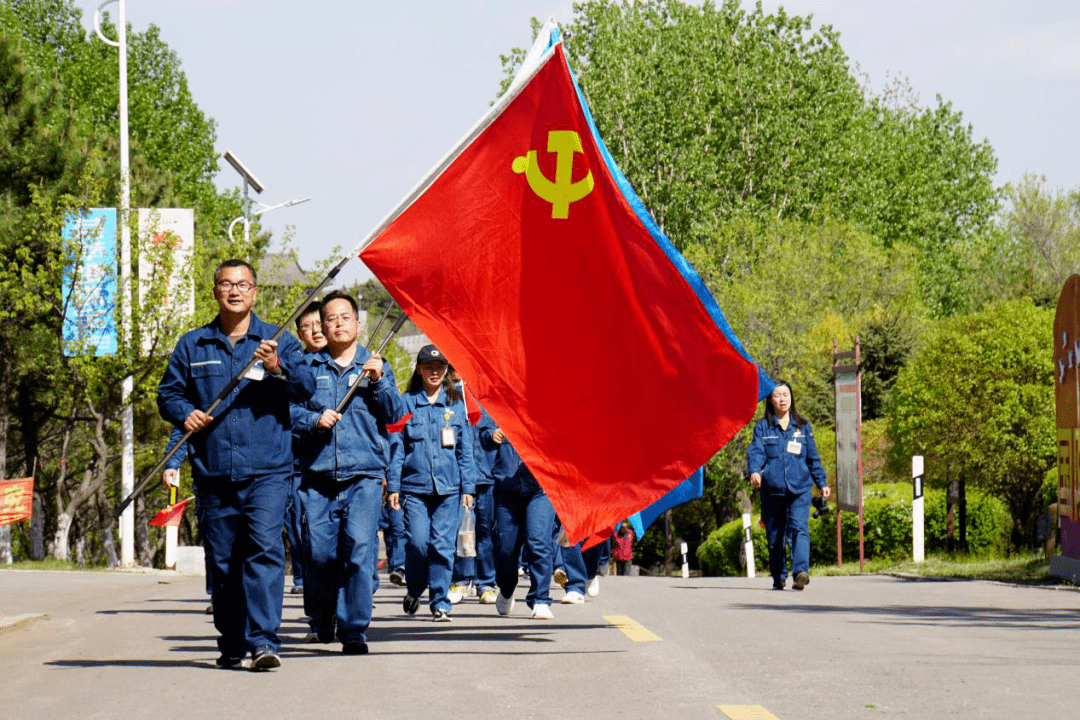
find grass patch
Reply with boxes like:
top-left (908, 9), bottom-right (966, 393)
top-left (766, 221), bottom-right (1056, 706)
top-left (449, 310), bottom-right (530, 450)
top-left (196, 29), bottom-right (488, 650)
top-left (812, 552), bottom-right (1075, 586)
top-left (0, 559), bottom-right (110, 572)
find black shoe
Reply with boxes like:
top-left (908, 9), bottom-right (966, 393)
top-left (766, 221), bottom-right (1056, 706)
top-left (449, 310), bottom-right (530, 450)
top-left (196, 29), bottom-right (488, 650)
top-left (251, 647), bottom-right (281, 670)
top-left (316, 623), bottom-right (336, 644)
top-left (403, 595), bottom-right (419, 615)
top-left (342, 640), bottom-right (369, 655)
top-left (793, 572), bottom-right (809, 590)
top-left (289, 584), bottom-right (304, 595)
top-left (772, 582), bottom-right (785, 591)
top-left (215, 654), bottom-right (248, 669)
top-left (389, 568), bottom-right (406, 586)
top-left (205, 605), bottom-right (213, 614)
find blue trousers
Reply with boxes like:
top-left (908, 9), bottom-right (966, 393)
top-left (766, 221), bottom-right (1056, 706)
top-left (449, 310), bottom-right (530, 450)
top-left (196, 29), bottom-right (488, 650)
top-left (761, 489), bottom-right (812, 583)
top-left (403, 491), bottom-right (459, 613)
top-left (285, 474), bottom-right (306, 586)
top-left (494, 488), bottom-right (555, 607)
top-left (196, 472), bottom-right (288, 658)
top-left (380, 500), bottom-right (406, 571)
top-left (557, 538), bottom-right (603, 594)
top-left (451, 483), bottom-right (496, 591)
top-left (301, 474), bottom-right (383, 643)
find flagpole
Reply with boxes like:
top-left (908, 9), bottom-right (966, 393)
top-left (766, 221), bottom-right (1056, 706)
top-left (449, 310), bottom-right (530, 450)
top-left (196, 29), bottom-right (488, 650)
top-left (114, 233), bottom-right (375, 519)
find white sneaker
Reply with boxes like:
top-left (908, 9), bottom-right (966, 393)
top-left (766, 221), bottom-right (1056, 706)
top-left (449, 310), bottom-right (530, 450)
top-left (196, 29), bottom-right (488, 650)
top-left (586, 576), bottom-right (600, 598)
top-left (478, 589), bottom-right (497, 605)
top-left (531, 604), bottom-right (554, 620)
top-left (561, 591), bottom-right (585, 604)
top-left (495, 592), bottom-right (515, 616)
top-left (447, 584), bottom-right (466, 604)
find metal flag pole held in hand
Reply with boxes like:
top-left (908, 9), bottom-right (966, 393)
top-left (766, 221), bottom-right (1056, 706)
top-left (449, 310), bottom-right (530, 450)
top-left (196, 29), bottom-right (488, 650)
top-left (333, 309), bottom-right (408, 414)
top-left (113, 245), bottom-right (369, 519)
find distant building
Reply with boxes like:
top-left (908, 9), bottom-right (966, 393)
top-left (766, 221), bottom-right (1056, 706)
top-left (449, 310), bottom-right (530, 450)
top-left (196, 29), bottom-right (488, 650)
top-left (396, 332), bottom-right (431, 366)
top-left (258, 252), bottom-right (312, 288)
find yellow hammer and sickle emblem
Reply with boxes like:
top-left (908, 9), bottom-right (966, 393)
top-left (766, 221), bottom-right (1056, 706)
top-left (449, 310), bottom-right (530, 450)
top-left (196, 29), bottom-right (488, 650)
top-left (512, 130), bottom-right (595, 219)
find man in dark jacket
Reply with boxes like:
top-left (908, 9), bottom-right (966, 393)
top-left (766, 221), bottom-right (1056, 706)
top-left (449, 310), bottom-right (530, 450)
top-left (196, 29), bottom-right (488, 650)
top-left (158, 259), bottom-right (315, 670)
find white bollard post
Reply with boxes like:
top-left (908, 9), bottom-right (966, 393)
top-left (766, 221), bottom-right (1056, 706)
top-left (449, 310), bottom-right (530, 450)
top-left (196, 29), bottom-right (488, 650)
top-left (165, 526), bottom-right (178, 569)
top-left (912, 455), bottom-right (924, 563)
top-left (680, 542), bottom-right (689, 579)
top-left (742, 512), bottom-right (756, 578)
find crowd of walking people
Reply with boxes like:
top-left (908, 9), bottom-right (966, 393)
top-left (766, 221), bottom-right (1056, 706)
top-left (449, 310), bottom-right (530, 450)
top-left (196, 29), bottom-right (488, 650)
top-left (158, 260), bottom-right (615, 670)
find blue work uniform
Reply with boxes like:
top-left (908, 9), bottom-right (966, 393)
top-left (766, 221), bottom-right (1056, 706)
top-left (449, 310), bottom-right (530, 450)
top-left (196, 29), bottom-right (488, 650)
top-left (451, 403), bottom-right (498, 594)
top-left (291, 344), bottom-right (403, 645)
top-left (745, 416), bottom-right (827, 585)
top-left (388, 385), bottom-right (477, 615)
top-left (157, 312), bottom-right (314, 661)
top-left (485, 418), bottom-right (556, 609)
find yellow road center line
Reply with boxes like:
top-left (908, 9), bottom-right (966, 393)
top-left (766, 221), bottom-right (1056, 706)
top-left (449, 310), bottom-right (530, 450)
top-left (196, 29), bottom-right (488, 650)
top-left (717, 705), bottom-right (780, 720)
top-left (603, 615), bottom-right (661, 642)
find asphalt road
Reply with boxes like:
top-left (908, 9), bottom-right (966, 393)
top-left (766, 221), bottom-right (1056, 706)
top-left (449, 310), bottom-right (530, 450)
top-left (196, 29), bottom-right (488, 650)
top-left (2, 568), bottom-right (1078, 719)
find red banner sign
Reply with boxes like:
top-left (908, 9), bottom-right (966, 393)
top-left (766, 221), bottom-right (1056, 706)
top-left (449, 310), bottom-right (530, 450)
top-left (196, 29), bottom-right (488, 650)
top-left (0, 478), bottom-right (34, 527)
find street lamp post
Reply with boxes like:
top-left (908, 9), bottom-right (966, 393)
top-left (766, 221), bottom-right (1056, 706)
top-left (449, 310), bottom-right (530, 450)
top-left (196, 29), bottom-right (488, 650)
top-left (223, 151), bottom-right (264, 246)
top-left (94, 0), bottom-right (135, 568)
top-left (225, 195), bottom-right (313, 243)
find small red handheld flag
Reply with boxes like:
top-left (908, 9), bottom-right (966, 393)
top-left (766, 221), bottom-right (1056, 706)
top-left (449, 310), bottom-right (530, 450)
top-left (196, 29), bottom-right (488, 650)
top-left (150, 497), bottom-right (192, 528)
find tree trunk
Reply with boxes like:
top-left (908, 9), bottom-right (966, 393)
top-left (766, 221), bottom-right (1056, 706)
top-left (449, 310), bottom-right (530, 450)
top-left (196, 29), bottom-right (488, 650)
top-left (95, 491), bottom-right (118, 568)
top-left (30, 490), bottom-right (45, 560)
top-left (52, 512), bottom-right (73, 562)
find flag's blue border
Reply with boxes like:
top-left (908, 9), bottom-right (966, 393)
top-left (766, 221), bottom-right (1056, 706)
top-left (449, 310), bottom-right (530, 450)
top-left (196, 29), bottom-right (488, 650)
top-left (546, 29), bottom-right (774, 400)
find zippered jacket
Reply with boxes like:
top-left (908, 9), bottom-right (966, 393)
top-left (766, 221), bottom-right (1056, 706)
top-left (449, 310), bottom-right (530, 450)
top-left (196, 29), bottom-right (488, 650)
top-left (290, 345), bottom-right (404, 481)
top-left (479, 416), bottom-right (543, 497)
top-left (387, 386), bottom-right (477, 496)
top-left (157, 312), bottom-right (315, 481)
top-left (745, 416), bottom-right (827, 496)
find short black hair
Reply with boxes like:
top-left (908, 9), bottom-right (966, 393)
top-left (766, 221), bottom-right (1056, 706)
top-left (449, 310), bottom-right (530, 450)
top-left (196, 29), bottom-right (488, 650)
top-left (320, 290), bottom-right (359, 319)
top-left (295, 301), bottom-right (322, 330)
top-left (213, 259), bottom-right (257, 285)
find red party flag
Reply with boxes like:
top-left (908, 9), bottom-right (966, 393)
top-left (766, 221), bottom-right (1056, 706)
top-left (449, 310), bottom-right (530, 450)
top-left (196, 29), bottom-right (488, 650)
top-left (359, 30), bottom-right (769, 544)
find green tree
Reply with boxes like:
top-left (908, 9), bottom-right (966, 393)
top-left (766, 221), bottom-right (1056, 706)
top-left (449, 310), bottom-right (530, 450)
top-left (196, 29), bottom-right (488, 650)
top-left (967, 174), bottom-right (1080, 310)
top-left (501, 0), bottom-right (999, 315)
top-left (888, 300), bottom-right (1055, 549)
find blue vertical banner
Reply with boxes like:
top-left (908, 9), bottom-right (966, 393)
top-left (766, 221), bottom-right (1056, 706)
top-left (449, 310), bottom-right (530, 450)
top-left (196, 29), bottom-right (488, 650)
top-left (62, 208), bottom-right (118, 356)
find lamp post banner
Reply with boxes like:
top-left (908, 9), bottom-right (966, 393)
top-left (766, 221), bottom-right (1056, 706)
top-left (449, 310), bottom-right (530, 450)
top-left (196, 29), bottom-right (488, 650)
top-left (62, 208), bottom-right (118, 357)
top-left (834, 368), bottom-right (860, 512)
top-left (137, 208), bottom-right (195, 353)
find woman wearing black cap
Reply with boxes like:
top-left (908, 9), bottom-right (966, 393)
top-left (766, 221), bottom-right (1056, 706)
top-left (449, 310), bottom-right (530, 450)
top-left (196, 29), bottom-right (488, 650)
top-left (386, 345), bottom-right (476, 622)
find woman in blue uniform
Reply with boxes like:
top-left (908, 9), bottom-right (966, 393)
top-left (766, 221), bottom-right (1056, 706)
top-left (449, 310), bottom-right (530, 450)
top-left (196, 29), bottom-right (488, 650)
top-left (746, 381), bottom-right (830, 591)
top-left (387, 345), bottom-right (476, 621)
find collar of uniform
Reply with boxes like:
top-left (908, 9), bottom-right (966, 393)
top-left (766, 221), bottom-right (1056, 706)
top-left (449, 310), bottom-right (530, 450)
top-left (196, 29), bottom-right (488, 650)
top-left (413, 386), bottom-right (444, 407)
top-left (311, 343), bottom-right (370, 374)
top-left (207, 311), bottom-right (273, 345)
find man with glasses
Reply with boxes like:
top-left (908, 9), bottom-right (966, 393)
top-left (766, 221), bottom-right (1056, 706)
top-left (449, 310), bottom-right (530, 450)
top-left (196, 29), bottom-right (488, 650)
top-left (291, 290), bottom-right (403, 655)
top-left (286, 303), bottom-right (326, 606)
top-left (158, 259), bottom-right (315, 671)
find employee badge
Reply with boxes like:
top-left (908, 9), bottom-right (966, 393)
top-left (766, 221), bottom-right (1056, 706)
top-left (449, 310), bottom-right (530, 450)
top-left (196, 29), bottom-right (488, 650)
top-left (244, 360), bottom-right (266, 382)
top-left (441, 410), bottom-right (456, 447)
top-left (786, 440), bottom-right (802, 455)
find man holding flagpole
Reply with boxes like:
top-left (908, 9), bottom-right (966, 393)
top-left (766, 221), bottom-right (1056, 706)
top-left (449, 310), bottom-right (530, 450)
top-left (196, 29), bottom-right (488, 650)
top-left (158, 259), bottom-right (314, 670)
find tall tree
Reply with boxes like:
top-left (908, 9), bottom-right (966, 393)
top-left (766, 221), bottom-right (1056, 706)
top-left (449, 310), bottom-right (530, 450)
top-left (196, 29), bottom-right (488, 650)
top-left (888, 300), bottom-right (1055, 549)
top-left (501, 0), bottom-right (999, 315)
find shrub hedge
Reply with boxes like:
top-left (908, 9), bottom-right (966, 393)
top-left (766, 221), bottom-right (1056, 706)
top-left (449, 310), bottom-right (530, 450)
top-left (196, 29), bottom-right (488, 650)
top-left (697, 482), bottom-right (1011, 576)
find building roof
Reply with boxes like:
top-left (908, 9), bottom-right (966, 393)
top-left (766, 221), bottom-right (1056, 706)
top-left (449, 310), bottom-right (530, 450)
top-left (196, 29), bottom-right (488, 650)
top-left (258, 252), bottom-right (311, 287)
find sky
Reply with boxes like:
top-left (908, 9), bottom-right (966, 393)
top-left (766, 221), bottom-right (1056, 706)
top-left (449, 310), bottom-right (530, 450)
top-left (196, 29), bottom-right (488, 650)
top-left (74, 0), bottom-right (1080, 287)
